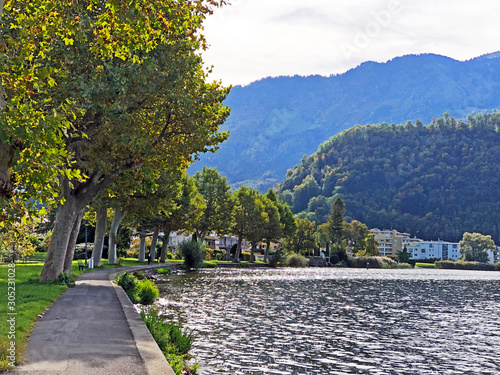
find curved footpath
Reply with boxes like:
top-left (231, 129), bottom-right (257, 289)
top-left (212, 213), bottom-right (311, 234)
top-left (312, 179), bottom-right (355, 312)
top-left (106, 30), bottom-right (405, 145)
top-left (12, 264), bottom-right (176, 375)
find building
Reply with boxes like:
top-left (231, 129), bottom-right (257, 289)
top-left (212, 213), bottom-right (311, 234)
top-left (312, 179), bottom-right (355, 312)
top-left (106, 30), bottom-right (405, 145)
top-left (407, 240), bottom-right (460, 261)
top-left (371, 228), bottom-right (419, 256)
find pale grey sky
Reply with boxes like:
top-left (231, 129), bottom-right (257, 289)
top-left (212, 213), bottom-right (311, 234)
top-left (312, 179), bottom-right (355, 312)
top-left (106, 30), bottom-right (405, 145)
top-left (202, 0), bottom-right (500, 86)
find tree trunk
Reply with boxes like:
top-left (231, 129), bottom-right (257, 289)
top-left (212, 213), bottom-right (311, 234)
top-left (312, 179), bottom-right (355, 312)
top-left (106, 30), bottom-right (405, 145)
top-left (138, 230), bottom-right (147, 262)
top-left (264, 239), bottom-right (271, 263)
top-left (159, 231), bottom-right (170, 262)
top-left (235, 234), bottom-right (243, 262)
top-left (108, 207), bottom-right (125, 264)
top-left (250, 242), bottom-right (255, 263)
top-left (149, 227), bottom-right (159, 263)
top-left (40, 195), bottom-right (80, 281)
top-left (92, 206), bottom-right (107, 267)
top-left (63, 211), bottom-right (84, 273)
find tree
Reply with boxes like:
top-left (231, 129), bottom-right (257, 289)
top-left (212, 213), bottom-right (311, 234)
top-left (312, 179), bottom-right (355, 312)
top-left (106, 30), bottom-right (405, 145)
top-left (363, 233), bottom-right (379, 256)
top-left (344, 220), bottom-right (369, 254)
top-left (328, 197), bottom-right (346, 260)
top-left (21, 1), bottom-right (230, 280)
top-left (286, 218), bottom-right (316, 256)
top-left (232, 186), bottom-right (267, 262)
top-left (0, 219), bottom-right (37, 260)
top-left (397, 245), bottom-right (411, 263)
top-left (194, 167), bottom-right (234, 241)
top-left (459, 232), bottom-right (495, 263)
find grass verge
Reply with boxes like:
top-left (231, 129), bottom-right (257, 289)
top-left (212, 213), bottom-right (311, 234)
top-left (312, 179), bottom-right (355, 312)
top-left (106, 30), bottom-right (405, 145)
top-left (0, 257), bottom-right (169, 371)
top-left (415, 262), bottom-right (436, 268)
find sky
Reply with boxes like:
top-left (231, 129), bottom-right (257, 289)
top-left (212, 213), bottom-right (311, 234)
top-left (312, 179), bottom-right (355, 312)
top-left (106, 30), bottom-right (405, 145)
top-left (201, 0), bottom-right (500, 86)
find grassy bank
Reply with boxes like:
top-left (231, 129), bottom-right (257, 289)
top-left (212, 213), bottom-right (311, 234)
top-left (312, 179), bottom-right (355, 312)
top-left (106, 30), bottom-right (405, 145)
top-left (415, 262), bottom-right (436, 268)
top-left (0, 257), bottom-right (162, 371)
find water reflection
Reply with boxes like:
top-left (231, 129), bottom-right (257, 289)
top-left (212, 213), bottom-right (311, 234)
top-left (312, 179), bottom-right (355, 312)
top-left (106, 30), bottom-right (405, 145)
top-left (155, 268), bottom-right (500, 374)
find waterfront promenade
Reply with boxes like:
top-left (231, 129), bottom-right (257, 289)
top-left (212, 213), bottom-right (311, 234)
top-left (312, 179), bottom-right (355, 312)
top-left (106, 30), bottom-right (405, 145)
top-left (12, 265), bottom-right (175, 375)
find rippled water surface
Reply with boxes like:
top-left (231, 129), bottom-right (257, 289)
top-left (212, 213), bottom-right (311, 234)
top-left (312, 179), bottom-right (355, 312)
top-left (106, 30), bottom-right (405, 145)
top-left (155, 268), bottom-right (500, 374)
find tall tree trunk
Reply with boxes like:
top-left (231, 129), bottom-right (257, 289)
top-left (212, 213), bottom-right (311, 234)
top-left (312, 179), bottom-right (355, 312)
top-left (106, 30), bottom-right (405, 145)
top-left (250, 242), bottom-right (256, 263)
top-left (264, 239), bottom-right (271, 263)
top-left (138, 230), bottom-right (147, 262)
top-left (63, 211), bottom-right (84, 273)
top-left (149, 227), bottom-right (159, 263)
top-left (92, 206), bottom-right (107, 267)
top-left (40, 195), bottom-right (80, 281)
top-left (108, 207), bottom-right (125, 264)
top-left (235, 234), bottom-right (243, 262)
top-left (200, 229), bottom-right (208, 243)
top-left (159, 231), bottom-right (170, 262)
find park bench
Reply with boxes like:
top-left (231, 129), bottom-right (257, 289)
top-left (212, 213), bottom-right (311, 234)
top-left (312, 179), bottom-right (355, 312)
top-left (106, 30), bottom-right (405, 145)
top-left (78, 260), bottom-right (86, 270)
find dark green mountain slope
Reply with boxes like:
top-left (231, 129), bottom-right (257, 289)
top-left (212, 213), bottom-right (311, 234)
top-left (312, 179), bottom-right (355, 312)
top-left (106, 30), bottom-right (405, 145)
top-left (192, 52), bottom-right (500, 191)
top-left (277, 113), bottom-right (500, 244)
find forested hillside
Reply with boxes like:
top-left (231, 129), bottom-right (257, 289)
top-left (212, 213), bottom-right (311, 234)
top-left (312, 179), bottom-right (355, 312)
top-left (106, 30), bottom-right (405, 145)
top-left (277, 113), bottom-right (500, 244)
top-left (191, 52), bottom-right (500, 191)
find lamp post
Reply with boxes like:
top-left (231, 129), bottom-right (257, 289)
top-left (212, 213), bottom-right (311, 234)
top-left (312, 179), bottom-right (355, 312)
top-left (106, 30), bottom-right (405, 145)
top-left (83, 219), bottom-right (89, 268)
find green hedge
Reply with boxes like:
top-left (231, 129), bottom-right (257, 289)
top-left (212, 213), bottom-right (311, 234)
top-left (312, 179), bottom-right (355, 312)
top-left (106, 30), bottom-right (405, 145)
top-left (435, 260), bottom-right (500, 271)
top-left (347, 256), bottom-right (397, 269)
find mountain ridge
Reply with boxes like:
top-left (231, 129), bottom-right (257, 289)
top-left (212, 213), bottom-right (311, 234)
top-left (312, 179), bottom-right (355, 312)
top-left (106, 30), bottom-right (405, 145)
top-left (192, 52), bottom-right (500, 191)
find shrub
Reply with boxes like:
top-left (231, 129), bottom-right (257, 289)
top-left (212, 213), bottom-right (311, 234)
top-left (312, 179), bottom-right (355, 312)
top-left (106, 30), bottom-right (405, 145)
top-left (133, 270), bottom-right (146, 279)
top-left (58, 272), bottom-right (75, 287)
top-left (116, 272), bottom-right (139, 303)
top-left (156, 267), bottom-right (172, 275)
top-left (166, 253), bottom-right (173, 260)
top-left (215, 253), bottom-right (223, 261)
top-left (347, 256), bottom-right (397, 269)
top-left (435, 260), bottom-right (498, 271)
top-left (173, 247), bottom-right (183, 260)
top-left (137, 279), bottom-right (159, 305)
top-left (140, 308), bottom-right (198, 375)
top-left (396, 263), bottom-right (413, 269)
top-left (285, 253), bottom-right (309, 267)
top-left (179, 240), bottom-right (205, 270)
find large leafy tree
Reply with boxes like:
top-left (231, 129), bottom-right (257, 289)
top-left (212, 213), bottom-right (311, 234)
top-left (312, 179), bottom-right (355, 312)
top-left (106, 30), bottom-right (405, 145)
top-left (459, 232), bottom-right (496, 263)
top-left (1, 1), bottom-right (230, 280)
top-left (232, 186), bottom-right (267, 262)
top-left (286, 218), bottom-right (316, 255)
top-left (194, 167), bottom-right (234, 241)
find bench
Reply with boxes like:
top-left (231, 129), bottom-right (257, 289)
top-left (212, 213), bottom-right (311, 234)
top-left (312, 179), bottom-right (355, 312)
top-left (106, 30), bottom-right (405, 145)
top-left (78, 260), bottom-right (86, 270)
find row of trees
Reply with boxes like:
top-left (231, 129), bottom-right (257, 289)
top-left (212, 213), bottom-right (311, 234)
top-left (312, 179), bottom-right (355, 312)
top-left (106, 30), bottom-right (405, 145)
top-left (0, 1), bottom-right (230, 280)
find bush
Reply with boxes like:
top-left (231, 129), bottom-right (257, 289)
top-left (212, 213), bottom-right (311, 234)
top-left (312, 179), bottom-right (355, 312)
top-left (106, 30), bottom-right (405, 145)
top-left (137, 279), bottom-right (159, 305)
top-left (166, 253), bottom-right (173, 260)
top-left (156, 267), bottom-right (172, 275)
top-left (396, 263), bottom-right (413, 269)
top-left (116, 272), bottom-right (139, 303)
top-left (58, 272), bottom-right (75, 287)
top-left (435, 260), bottom-right (498, 271)
top-left (347, 256), bottom-right (397, 269)
top-left (140, 308), bottom-right (198, 375)
top-left (179, 240), bottom-right (205, 270)
top-left (285, 253), bottom-right (309, 267)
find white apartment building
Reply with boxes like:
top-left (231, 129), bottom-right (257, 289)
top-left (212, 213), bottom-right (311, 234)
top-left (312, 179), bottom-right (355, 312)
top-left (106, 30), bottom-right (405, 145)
top-left (408, 241), bottom-right (498, 263)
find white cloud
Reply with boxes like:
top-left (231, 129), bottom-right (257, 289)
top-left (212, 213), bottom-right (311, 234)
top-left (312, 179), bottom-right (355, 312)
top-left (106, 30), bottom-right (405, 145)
top-left (202, 0), bottom-right (500, 86)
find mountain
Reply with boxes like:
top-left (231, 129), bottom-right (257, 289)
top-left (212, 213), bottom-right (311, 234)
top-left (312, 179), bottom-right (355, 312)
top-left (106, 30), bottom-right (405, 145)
top-left (277, 113), bottom-right (500, 244)
top-left (191, 52), bottom-right (500, 191)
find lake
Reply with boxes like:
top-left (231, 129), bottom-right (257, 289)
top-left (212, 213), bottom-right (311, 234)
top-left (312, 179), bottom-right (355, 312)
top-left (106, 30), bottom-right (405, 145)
top-left (155, 268), bottom-right (500, 374)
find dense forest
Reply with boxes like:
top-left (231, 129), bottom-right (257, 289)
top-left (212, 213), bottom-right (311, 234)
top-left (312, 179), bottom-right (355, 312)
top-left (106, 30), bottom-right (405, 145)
top-left (192, 52), bottom-right (500, 191)
top-left (277, 113), bottom-right (500, 244)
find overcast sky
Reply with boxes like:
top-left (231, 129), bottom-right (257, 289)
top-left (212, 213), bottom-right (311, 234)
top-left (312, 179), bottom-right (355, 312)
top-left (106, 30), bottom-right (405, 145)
top-left (201, 0), bottom-right (500, 86)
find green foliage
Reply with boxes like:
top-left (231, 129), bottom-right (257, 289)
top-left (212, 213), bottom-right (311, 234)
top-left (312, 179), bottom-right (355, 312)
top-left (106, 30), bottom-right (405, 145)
top-left (347, 256), bottom-right (397, 269)
top-left (156, 268), bottom-right (172, 275)
top-left (285, 253), bottom-right (309, 267)
top-left (396, 263), bottom-right (413, 269)
top-left (435, 260), bottom-right (498, 271)
top-left (397, 245), bottom-right (411, 263)
top-left (58, 272), bottom-right (76, 287)
top-left (459, 232), bottom-right (496, 263)
top-left (140, 308), bottom-right (198, 375)
top-left (116, 272), bottom-right (139, 303)
top-left (137, 279), bottom-right (159, 305)
top-left (285, 218), bottom-right (316, 255)
top-left (415, 263), bottom-right (436, 268)
top-left (179, 240), bottom-right (206, 270)
top-left (279, 113), bottom-right (500, 244)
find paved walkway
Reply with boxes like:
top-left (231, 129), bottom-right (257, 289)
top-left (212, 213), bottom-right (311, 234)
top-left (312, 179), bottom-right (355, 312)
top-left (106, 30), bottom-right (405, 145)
top-left (12, 264), bottom-right (176, 375)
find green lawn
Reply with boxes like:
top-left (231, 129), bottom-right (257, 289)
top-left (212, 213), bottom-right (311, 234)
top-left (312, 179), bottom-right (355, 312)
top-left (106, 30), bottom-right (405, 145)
top-left (415, 262), bottom-right (436, 268)
top-left (0, 256), bottom-right (167, 371)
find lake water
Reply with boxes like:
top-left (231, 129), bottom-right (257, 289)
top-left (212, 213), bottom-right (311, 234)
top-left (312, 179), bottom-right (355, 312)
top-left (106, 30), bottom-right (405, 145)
top-left (155, 268), bottom-right (500, 375)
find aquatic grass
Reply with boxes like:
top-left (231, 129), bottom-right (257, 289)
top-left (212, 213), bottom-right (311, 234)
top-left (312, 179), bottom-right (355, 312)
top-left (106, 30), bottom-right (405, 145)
top-left (140, 308), bottom-right (198, 375)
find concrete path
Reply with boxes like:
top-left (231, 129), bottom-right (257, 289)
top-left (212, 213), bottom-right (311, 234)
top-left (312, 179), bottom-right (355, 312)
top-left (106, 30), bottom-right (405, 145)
top-left (12, 264), bottom-right (176, 375)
